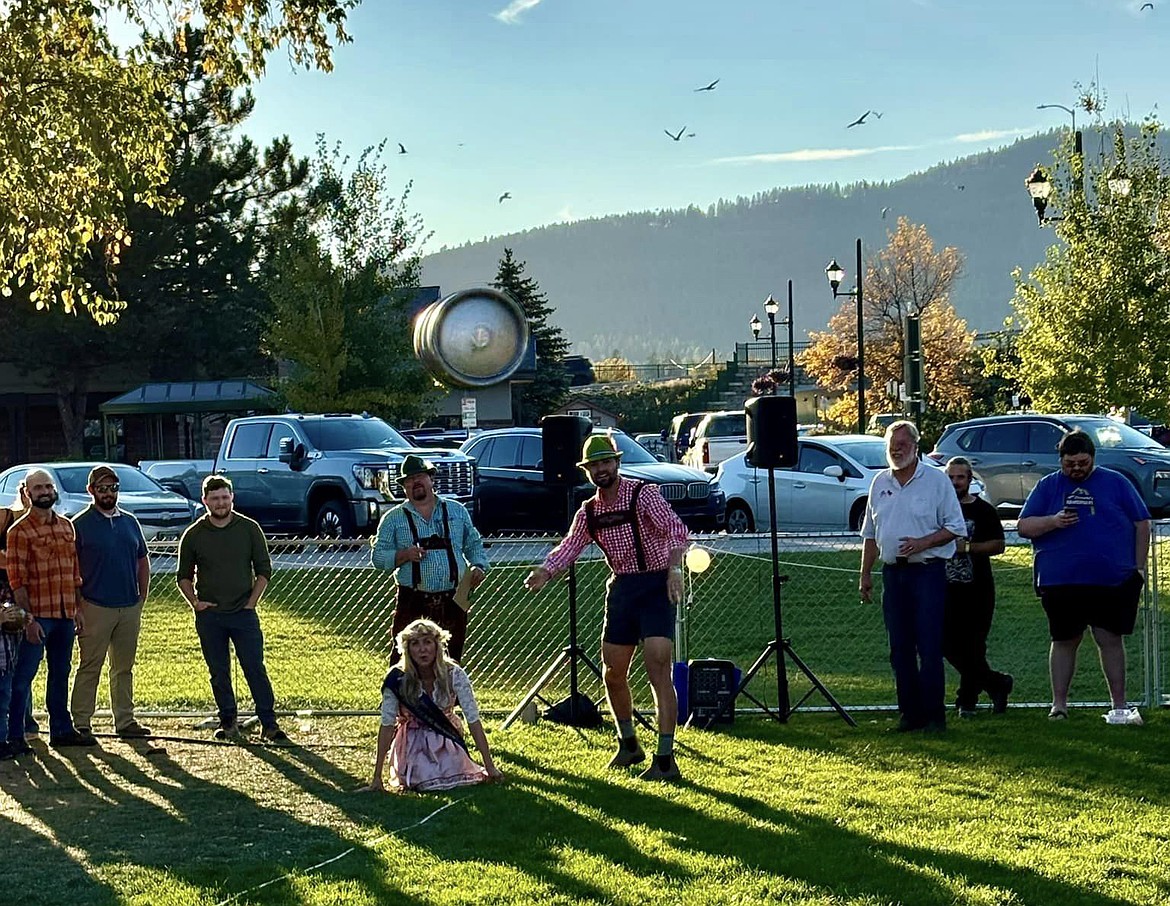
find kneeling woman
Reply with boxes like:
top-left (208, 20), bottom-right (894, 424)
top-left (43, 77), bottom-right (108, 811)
top-left (366, 618), bottom-right (502, 792)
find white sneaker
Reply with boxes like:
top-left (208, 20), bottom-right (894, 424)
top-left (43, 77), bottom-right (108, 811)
top-left (1104, 708), bottom-right (1143, 726)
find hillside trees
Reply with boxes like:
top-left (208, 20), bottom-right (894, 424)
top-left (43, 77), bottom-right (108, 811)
top-left (0, 27), bottom-right (308, 457)
top-left (802, 218), bottom-right (974, 434)
top-left (1008, 120), bottom-right (1170, 422)
top-left (492, 248), bottom-right (570, 425)
top-left (0, 0), bottom-right (355, 318)
top-left (264, 139), bottom-right (437, 421)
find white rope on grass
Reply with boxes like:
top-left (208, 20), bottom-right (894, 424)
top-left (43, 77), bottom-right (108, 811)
top-left (212, 796), bottom-right (469, 906)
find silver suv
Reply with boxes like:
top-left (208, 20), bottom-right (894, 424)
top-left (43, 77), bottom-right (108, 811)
top-left (929, 414), bottom-right (1170, 517)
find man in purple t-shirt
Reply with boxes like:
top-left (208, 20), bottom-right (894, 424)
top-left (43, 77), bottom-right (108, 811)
top-left (1019, 429), bottom-right (1150, 724)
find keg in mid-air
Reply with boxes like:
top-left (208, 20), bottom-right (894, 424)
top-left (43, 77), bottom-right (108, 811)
top-left (412, 287), bottom-right (531, 388)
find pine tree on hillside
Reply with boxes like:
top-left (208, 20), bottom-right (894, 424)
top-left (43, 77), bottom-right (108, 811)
top-left (493, 248), bottom-right (571, 425)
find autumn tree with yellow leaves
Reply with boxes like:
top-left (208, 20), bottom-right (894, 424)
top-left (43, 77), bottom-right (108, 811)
top-left (802, 218), bottom-right (975, 435)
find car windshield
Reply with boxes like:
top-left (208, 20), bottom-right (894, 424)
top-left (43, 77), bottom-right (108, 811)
top-left (52, 466), bottom-right (168, 495)
top-left (1064, 418), bottom-right (1164, 451)
top-left (827, 439), bottom-right (890, 469)
top-left (603, 432), bottom-right (657, 464)
top-left (300, 418), bottom-right (410, 451)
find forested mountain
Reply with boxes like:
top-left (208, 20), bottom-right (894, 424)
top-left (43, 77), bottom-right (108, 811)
top-left (420, 130), bottom-right (1134, 361)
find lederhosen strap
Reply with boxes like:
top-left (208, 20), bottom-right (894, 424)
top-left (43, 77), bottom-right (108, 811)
top-left (381, 667), bottom-right (469, 753)
top-left (404, 501), bottom-right (459, 589)
top-left (585, 480), bottom-right (647, 572)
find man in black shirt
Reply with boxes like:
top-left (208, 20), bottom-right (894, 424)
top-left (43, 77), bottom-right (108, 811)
top-left (943, 457), bottom-right (1013, 717)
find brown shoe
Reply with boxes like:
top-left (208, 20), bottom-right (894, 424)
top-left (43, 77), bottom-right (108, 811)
top-left (117, 721), bottom-right (152, 739)
top-left (607, 739), bottom-right (645, 769)
top-left (638, 754), bottom-right (681, 782)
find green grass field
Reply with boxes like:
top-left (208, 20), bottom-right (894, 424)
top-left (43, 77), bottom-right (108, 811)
top-left (2, 711), bottom-right (1168, 906)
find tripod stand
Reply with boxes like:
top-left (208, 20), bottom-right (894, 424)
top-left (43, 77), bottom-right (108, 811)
top-left (736, 464), bottom-right (856, 726)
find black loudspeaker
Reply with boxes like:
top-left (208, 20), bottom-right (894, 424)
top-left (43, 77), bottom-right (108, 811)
top-left (542, 415), bottom-right (593, 484)
top-left (687, 659), bottom-right (737, 725)
top-left (745, 395), bottom-right (798, 469)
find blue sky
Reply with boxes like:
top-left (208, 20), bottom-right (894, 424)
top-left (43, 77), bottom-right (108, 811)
top-left (243, 0), bottom-right (1169, 249)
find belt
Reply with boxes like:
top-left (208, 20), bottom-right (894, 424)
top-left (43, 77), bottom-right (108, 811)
top-left (886, 558), bottom-right (941, 568)
top-left (407, 588), bottom-right (455, 601)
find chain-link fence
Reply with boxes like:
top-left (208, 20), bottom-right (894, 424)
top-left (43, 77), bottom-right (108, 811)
top-left (54, 524), bottom-right (1168, 721)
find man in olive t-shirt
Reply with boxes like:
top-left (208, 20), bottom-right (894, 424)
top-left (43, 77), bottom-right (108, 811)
top-left (177, 475), bottom-right (287, 742)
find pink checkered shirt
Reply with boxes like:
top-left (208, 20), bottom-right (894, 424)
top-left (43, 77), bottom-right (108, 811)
top-left (544, 478), bottom-right (690, 576)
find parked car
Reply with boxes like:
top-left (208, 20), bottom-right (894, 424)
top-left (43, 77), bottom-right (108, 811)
top-left (682, 410), bottom-right (748, 474)
top-left (459, 427), bottom-right (725, 534)
top-left (929, 413), bottom-right (1170, 517)
top-left (667, 412), bottom-right (709, 463)
top-left (715, 435), bottom-right (892, 533)
top-left (0, 462), bottom-right (203, 541)
top-left (139, 459), bottom-right (216, 500)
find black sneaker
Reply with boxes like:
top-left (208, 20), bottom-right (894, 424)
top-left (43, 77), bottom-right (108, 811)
top-left (117, 721), bottom-right (152, 738)
top-left (991, 674), bottom-right (1014, 714)
top-left (51, 729), bottom-right (99, 748)
top-left (8, 738), bottom-right (33, 757)
top-left (260, 725), bottom-right (291, 745)
top-left (213, 722), bottom-right (242, 741)
top-left (0, 741), bottom-right (13, 761)
top-left (607, 738), bottom-right (646, 769)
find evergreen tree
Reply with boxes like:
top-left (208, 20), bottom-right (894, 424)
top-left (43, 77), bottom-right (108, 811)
top-left (492, 248), bottom-right (571, 425)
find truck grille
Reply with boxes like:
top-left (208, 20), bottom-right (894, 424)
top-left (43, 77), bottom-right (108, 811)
top-left (383, 460), bottom-right (475, 499)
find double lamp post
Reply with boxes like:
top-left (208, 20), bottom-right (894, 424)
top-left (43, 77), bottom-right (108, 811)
top-left (749, 281), bottom-right (796, 397)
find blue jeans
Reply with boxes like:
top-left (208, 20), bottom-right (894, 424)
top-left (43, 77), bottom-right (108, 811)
top-left (194, 608), bottom-right (277, 729)
top-left (881, 560), bottom-right (947, 726)
top-left (0, 668), bottom-right (12, 741)
top-left (8, 618), bottom-right (77, 742)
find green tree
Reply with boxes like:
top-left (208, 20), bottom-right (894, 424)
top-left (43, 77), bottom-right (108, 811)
top-left (0, 0), bottom-right (355, 318)
top-left (492, 248), bottom-right (571, 425)
top-left (1009, 120), bottom-right (1170, 422)
top-left (265, 139), bottom-right (437, 421)
top-left (0, 27), bottom-right (307, 456)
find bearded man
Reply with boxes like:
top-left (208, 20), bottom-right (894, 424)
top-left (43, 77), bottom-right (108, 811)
top-left (859, 421), bottom-right (966, 733)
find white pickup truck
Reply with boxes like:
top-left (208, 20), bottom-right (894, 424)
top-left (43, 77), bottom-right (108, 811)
top-left (682, 410), bottom-right (748, 474)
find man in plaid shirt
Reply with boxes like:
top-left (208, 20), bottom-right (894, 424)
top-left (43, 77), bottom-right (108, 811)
top-left (5, 469), bottom-right (94, 754)
top-left (525, 434), bottom-right (689, 781)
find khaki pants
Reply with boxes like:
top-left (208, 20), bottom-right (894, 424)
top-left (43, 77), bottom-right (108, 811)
top-left (71, 602), bottom-right (143, 732)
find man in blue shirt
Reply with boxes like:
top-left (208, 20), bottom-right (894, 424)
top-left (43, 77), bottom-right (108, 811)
top-left (70, 466), bottom-right (152, 739)
top-left (371, 455), bottom-right (488, 662)
top-left (1019, 429), bottom-right (1149, 725)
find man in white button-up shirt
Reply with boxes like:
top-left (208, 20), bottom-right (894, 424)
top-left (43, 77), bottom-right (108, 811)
top-left (860, 421), bottom-right (966, 733)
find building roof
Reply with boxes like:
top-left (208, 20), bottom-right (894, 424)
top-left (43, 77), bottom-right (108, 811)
top-left (99, 380), bottom-right (278, 416)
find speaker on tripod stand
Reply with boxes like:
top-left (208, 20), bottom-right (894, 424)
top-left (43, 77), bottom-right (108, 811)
top-left (738, 395), bottom-right (856, 726)
top-left (502, 415), bottom-right (605, 729)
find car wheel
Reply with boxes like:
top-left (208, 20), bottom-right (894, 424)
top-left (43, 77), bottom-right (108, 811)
top-left (314, 500), bottom-right (355, 539)
top-left (849, 499), bottom-right (867, 532)
top-left (725, 502), bottom-right (754, 533)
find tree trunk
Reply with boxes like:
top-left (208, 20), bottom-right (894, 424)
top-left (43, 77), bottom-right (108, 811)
top-left (55, 376), bottom-right (89, 460)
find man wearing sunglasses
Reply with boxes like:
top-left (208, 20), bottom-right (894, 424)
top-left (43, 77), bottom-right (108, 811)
top-left (70, 466), bottom-right (152, 739)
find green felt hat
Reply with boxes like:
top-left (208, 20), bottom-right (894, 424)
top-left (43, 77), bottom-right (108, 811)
top-left (577, 434), bottom-right (622, 468)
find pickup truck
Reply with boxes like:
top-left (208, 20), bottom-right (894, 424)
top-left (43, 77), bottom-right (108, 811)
top-left (682, 410), bottom-right (748, 475)
top-left (140, 413), bottom-right (476, 537)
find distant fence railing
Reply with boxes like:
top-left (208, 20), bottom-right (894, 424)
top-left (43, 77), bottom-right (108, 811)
top-left (591, 360), bottom-right (722, 383)
top-left (52, 526), bottom-right (1162, 721)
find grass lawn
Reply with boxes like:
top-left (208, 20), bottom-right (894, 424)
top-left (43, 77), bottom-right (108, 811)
top-left (2, 711), bottom-right (1168, 905)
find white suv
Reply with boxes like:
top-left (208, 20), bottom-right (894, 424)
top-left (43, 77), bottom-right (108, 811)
top-left (682, 410), bottom-right (747, 475)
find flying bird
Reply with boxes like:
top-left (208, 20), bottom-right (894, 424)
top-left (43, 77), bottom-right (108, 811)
top-left (397, 142), bottom-right (407, 154)
top-left (498, 192), bottom-right (512, 203)
top-left (846, 110), bottom-right (873, 128)
top-left (881, 206), bottom-right (891, 219)
top-left (1141, 2), bottom-right (1154, 9)
top-left (694, 79), bottom-right (720, 92)
top-left (664, 126), bottom-right (686, 141)
top-left (686, 132), bottom-right (696, 138)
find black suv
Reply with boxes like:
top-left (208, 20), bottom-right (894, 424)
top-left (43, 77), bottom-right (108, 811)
top-left (930, 413), bottom-right (1170, 517)
top-left (460, 427), bottom-right (726, 534)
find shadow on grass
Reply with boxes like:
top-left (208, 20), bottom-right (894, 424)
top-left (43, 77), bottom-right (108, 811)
top-left (0, 738), bottom-right (432, 906)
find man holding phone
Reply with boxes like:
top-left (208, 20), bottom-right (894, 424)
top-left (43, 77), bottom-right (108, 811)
top-left (1019, 428), bottom-right (1150, 724)
top-left (371, 455), bottom-right (488, 662)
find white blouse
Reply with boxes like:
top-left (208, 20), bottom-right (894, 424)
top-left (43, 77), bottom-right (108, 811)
top-left (380, 664), bottom-right (481, 726)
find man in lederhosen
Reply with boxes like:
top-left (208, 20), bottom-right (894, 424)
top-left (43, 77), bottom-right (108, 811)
top-left (525, 434), bottom-right (689, 781)
top-left (372, 455), bottom-right (488, 662)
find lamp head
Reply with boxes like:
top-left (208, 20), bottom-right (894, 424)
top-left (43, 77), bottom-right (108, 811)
top-left (825, 259), bottom-right (845, 292)
top-left (749, 313), bottom-right (762, 339)
top-left (763, 294), bottom-right (779, 317)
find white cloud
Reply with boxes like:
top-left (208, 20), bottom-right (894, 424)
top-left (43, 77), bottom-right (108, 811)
top-left (712, 145), bottom-right (919, 165)
top-left (952, 128), bottom-right (1030, 143)
top-left (494, 0), bottom-right (543, 24)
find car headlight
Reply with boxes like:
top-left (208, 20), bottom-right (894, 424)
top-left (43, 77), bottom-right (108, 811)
top-left (353, 464), bottom-right (385, 490)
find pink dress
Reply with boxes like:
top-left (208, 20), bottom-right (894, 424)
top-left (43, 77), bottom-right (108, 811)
top-left (381, 665), bottom-right (489, 792)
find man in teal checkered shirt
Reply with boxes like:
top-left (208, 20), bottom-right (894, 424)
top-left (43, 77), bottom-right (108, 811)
top-left (371, 455), bottom-right (488, 662)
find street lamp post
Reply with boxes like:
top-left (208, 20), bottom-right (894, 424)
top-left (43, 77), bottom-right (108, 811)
top-left (784, 280), bottom-right (795, 398)
top-left (763, 293), bottom-right (779, 375)
top-left (825, 239), bottom-right (866, 435)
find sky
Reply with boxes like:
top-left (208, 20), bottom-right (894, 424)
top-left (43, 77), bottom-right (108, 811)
top-left (241, 0), bottom-right (1170, 251)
